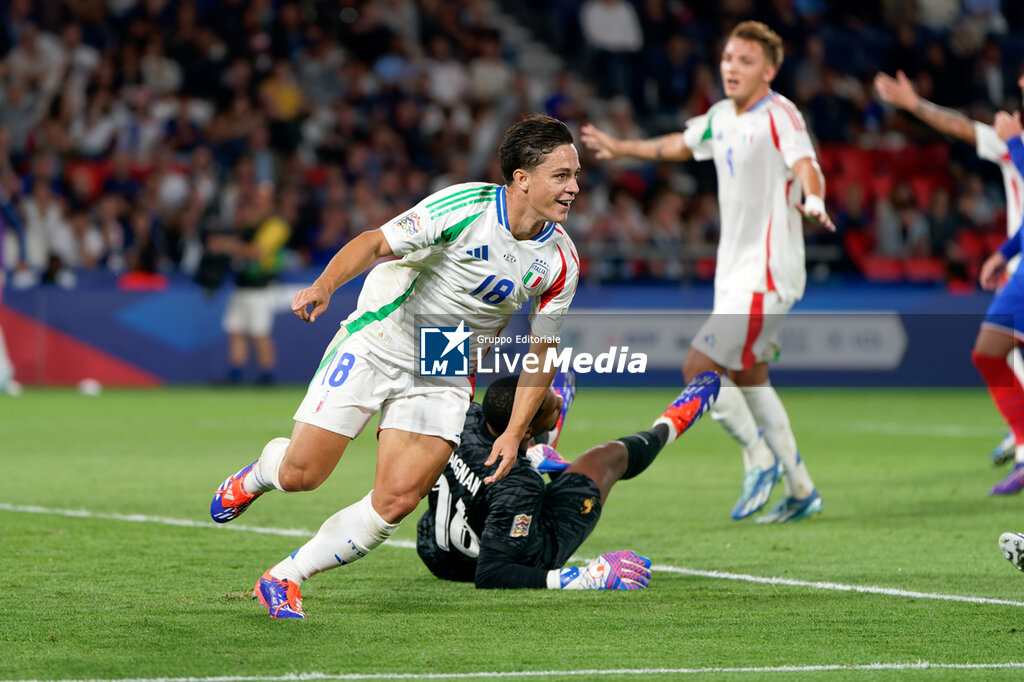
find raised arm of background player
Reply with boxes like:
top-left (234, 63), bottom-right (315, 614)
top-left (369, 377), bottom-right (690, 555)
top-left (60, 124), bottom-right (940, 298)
top-left (873, 70), bottom-right (978, 146)
top-left (579, 123), bottom-right (834, 230)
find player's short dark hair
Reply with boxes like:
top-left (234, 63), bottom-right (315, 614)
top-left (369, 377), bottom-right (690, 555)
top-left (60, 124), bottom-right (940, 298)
top-left (482, 375), bottom-right (519, 434)
top-left (498, 114), bottom-right (574, 184)
top-left (728, 21), bottom-right (784, 70)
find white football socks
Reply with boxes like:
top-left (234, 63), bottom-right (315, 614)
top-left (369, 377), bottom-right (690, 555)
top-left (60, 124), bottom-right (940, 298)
top-left (712, 376), bottom-right (774, 470)
top-left (244, 437), bottom-right (290, 494)
top-left (270, 491), bottom-right (400, 585)
top-left (740, 383), bottom-right (815, 499)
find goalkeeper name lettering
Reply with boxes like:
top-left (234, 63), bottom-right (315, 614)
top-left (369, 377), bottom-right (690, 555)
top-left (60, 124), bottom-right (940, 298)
top-left (476, 346), bottom-right (647, 375)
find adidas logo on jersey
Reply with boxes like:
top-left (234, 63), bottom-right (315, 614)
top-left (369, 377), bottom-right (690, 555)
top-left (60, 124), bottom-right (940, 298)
top-left (465, 246), bottom-right (489, 260)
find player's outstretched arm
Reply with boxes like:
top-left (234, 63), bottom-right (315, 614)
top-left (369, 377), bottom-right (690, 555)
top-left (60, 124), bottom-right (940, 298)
top-left (792, 157), bottom-right (835, 232)
top-left (873, 70), bottom-right (977, 146)
top-left (292, 229), bottom-right (394, 323)
top-left (484, 338), bottom-right (559, 484)
top-left (580, 123), bottom-right (693, 162)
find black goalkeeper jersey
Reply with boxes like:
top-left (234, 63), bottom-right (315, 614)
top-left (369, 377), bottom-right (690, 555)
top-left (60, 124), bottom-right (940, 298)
top-left (416, 403), bottom-right (555, 588)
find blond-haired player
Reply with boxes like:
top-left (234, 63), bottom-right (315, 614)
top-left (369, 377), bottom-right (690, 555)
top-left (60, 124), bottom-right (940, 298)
top-left (582, 21), bottom-right (834, 522)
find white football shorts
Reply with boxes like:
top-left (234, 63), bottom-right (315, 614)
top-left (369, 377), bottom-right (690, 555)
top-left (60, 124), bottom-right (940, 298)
top-left (222, 287), bottom-right (277, 336)
top-left (690, 289), bottom-right (794, 371)
top-left (293, 328), bottom-right (471, 445)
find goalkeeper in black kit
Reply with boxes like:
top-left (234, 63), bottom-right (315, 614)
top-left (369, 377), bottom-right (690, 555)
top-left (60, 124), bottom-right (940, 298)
top-left (416, 370), bottom-right (720, 590)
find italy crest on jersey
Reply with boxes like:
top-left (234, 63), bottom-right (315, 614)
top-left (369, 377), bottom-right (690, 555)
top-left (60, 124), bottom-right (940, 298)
top-left (523, 259), bottom-right (548, 289)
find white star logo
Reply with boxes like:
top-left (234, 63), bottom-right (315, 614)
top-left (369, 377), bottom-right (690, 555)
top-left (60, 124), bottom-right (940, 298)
top-left (440, 321), bottom-right (471, 357)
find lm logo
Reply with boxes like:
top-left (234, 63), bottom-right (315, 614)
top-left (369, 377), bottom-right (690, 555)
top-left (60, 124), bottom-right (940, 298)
top-left (419, 321), bottom-right (471, 376)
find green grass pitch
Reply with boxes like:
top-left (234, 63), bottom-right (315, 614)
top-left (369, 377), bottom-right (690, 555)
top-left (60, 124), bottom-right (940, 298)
top-left (4, 386), bottom-right (1024, 681)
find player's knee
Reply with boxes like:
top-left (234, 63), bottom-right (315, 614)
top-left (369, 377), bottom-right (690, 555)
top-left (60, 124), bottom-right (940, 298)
top-left (372, 490), bottom-right (421, 524)
top-left (597, 440), bottom-right (630, 473)
top-left (277, 460), bottom-right (325, 492)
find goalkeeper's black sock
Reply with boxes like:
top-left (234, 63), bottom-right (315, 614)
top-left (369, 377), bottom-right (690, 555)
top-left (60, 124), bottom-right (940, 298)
top-left (619, 425), bottom-right (669, 480)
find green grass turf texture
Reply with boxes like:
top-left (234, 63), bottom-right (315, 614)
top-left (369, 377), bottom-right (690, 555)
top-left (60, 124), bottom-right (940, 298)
top-left (4, 386), bottom-right (1024, 682)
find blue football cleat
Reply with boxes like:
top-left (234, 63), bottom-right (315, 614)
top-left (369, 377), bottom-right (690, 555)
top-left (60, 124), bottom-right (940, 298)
top-left (755, 489), bottom-right (823, 523)
top-left (253, 570), bottom-right (305, 619)
top-left (991, 432), bottom-right (1015, 467)
top-left (210, 461), bottom-right (262, 523)
top-left (999, 532), bottom-right (1024, 571)
top-left (658, 371), bottom-right (721, 439)
top-left (731, 452), bottom-right (781, 520)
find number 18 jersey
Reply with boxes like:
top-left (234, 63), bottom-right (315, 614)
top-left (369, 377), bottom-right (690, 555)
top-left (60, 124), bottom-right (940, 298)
top-left (343, 182), bottom-right (580, 377)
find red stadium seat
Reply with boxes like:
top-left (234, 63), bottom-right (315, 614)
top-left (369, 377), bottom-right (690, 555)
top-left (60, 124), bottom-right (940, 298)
top-left (843, 228), bottom-right (874, 268)
top-left (859, 255), bottom-right (904, 282)
top-left (956, 230), bottom-right (986, 260)
top-left (904, 256), bottom-right (946, 283)
top-left (909, 176), bottom-right (937, 211)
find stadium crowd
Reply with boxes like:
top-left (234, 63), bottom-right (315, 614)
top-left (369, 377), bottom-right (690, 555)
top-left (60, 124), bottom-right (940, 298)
top-left (2, 0), bottom-right (1024, 289)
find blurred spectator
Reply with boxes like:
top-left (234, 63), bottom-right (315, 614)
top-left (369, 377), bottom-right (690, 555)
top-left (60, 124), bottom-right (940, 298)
top-left (0, 79), bottom-right (42, 160)
top-left (20, 181), bottom-right (67, 274)
top-left (212, 182), bottom-right (291, 384)
top-left (876, 181), bottom-right (930, 258)
top-left (259, 60), bottom-right (305, 154)
top-left (424, 34), bottom-right (469, 107)
top-left (807, 69), bottom-right (855, 143)
top-left (6, 22), bottom-right (66, 103)
top-left (649, 34), bottom-right (701, 116)
top-left (926, 187), bottom-right (959, 257)
top-left (468, 32), bottom-right (513, 105)
top-left (647, 191), bottom-right (685, 280)
top-left (140, 34), bottom-right (182, 97)
top-left (581, 0), bottom-right (643, 105)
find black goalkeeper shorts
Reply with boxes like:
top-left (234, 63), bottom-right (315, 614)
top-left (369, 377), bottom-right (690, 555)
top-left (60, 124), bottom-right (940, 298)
top-left (538, 472), bottom-right (603, 569)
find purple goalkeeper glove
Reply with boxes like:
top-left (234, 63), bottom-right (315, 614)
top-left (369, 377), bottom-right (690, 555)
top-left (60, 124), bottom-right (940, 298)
top-left (548, 550), bottom-right (652, 590)
top-left (525, 444), bottom-right (570, 474)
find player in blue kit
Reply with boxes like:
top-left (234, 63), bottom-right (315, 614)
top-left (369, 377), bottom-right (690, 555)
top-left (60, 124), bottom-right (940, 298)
top-left (207, 115), bottom-right (581, 618)
top-left (975, 111), bottom-right (1024, 497)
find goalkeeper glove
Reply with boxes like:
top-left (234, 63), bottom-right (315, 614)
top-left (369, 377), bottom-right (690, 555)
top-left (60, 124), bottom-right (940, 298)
top-left (547, 550), bottom-right (652, 590)
top-left (525, 443), bottom-right (570, 474)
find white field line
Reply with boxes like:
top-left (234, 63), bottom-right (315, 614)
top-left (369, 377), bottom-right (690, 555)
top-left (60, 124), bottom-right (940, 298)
top-left (6, 661), bottom-right (1024, 681)
top-left (3, 503), bottom-right (1022, 609)
top-left (569, 419), bottom-right (997, 439)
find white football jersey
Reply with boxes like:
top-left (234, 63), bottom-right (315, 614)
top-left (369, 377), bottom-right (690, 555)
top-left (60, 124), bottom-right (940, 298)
top-left (683, 91), bottom-right (817, 301)
top-left (340, 182), bottom-right (579, 377)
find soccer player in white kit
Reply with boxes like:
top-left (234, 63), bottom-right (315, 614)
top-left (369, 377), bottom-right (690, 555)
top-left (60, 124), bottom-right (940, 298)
top-left (582, 21), bottom-right (834, 523)
top-left (208, 115), bottom-right (581, 618)
top-left (874, 70), bottom-right (1024, 474)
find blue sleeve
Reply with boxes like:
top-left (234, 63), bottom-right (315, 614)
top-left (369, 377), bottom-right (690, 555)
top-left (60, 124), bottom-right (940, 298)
top-left (999, 227), bottom-right (1024, 261)
top-left (1008, 136), bottom-right (1024, 176)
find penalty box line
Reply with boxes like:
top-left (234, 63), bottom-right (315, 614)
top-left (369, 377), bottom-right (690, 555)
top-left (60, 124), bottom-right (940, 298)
top-left (2, 502), bottom-right (1022, 609)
